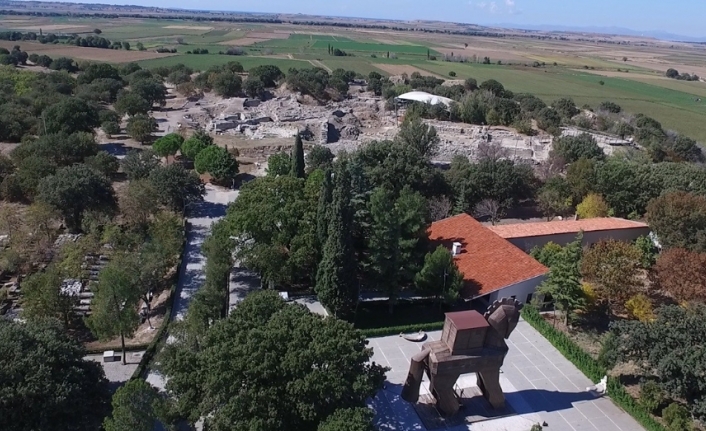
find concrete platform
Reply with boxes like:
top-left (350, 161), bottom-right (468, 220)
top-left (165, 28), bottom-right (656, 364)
top-left (368, 319), bottom-right (646, 431)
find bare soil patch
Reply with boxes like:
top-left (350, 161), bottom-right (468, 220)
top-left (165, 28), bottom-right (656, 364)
top-left (162, 25), bottom-right (213, 30)
top-left (219, 37), bottom-right (270, 46)
top-left (12, 24), bottom-right (89, 31)
top-left (249, 32), bottom-right (290, 39)
top-left (572, 69), bottom-right (666, 79)
top-left (373, 63), bottom-right (445, 78)
top-left (0, 40), bottom-right (177, 63)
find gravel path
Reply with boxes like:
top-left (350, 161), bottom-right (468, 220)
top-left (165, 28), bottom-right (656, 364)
top-left (146, 184), bottom-right (238, 391)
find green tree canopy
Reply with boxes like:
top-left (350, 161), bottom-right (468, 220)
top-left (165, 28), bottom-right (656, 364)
top-left (291, 134), bottom-right (305, 178)
top-left (581, 239), bottom-right (642, 309)
top-left (114, 91), bottom-right (151, 117)
top-left (604, 304), bottom-right (706, 421)
top-left (211, 71), bottom-right (242, 98)
top-left (37, 164), bottom-right (116, 232)
top-left (130, 78), bottom-right (167, 107)
top-left (149, 164), bottom-right (205, 212)
top-left (266, 152), bottom-right (291, 177)
top-left (126, 113), bottom-right (156, 144)
top-left (243, 77), bottom-right (265, 99)
top-left (103, 377), bottom-right (162, 431)
top-left (160, 290), bottom-right (386, 431)
top-left (225, 174), bottom-right (320, 287)
top-left (646, 191), bottom-right (706, 252)
top-left (317, 408), bottom-right (376, 431)
top-left (552, 97), bottom-right (579, 119)
top-left (307, 145), bottom-right (334, 173)
top-left (152, 133), bottom-right (184, 158)
top-left (194, 145), bottom-right (239, 182)
top-left (0, 318), bottom-right (111, 431)
top-left (121, 149), bottom-right (160, 180)
top-left (537, 235), bottom-right (584, 324)
top-left (248, 64), bottom-right (284, 87)
top-left (20, 264), bottom-right (76, 325)
top-left (180, 136), bottom-right (210, 160)
top-left (85, 151), bottom-right (120, 177)
top-left (42, 97), bottom-right (100, 135)
top-left (537, 176), bottom-right (573, 220)
top-left (316, 157), bottom-right (358, 319)
top-left (86, 254), bottom-right (143, 364)
top-left (414, 245), bottom-right (464, 305)
top-left (551, 133), bottom-right (605, 163)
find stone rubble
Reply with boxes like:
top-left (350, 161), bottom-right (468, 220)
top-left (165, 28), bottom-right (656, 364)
top-left (182, 90), bottom-right (633, 163)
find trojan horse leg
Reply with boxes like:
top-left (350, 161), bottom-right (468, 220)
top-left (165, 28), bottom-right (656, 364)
top-left (477, 368), bottom-right (505, 409)
top-left (431, 373), bottom-right (461, 416)
top-left (401, 348), bottom-right (430, 402)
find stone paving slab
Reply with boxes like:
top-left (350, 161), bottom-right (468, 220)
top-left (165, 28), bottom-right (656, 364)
top-left (369, 319), bottom-right (646, 431)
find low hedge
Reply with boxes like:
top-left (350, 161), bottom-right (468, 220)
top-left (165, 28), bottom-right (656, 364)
top-left (521, 307), bottom-right (667, 431)
top-left (361, 322), bottom-right (444, 338)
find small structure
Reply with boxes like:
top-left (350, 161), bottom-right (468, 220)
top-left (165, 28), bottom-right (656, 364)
top-left (396, 91), bottom-right (455, 107)
top-left (488, 217), bottom-right (651, 252)
top-left (401, 298), bottom-right (523, 416)
top-left (103, 350), bottom-right (117, 363)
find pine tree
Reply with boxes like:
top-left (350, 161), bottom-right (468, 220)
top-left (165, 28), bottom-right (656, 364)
top-left (291, 133), bottom-right (305, 179)
top-left (537, 234), bottom-right (585, 325)
top-left (315, 156), bottom-right (358, 319)
top-left (367, 187), bottom-right (401, 313)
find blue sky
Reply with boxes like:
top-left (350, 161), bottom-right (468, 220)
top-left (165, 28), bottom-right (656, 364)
top-left (54, 0), bottom-right (706, 37)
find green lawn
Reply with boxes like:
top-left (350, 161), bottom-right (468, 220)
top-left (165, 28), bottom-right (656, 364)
top-left (312, 40), bottom-right (436, 56)
top-left (288, 34), bottom-right (354, 42)
top-left (136, 54), bottom-right (311, 71)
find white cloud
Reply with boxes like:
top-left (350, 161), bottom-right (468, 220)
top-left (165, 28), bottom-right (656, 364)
top-left (471, 0), bottom-right (515, 14)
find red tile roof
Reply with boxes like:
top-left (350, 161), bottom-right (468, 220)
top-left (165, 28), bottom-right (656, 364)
top-left (428, 214), bottom-right (548, 300)
top-left (488, 218), bottom-right (649, 239)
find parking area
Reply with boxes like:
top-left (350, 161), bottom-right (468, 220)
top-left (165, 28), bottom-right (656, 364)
top-left (368, 319), bottom-right (645, 431)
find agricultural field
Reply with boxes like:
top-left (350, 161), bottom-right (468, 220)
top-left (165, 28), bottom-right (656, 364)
top-left (137, 54), bottom-right (312, 72)
top-left (2, 14), bottom-right (706, 142)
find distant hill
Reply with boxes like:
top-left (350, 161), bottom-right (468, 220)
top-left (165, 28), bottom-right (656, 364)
top-left (495, 23), bottom-right (706, 43)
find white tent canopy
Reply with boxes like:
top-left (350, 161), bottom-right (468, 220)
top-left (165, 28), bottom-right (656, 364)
top-left (395, 91), bottom-right (454, 107)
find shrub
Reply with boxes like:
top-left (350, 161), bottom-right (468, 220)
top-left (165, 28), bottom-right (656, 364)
top-left (662, 403), bottom-right (692, 431)
top-left (625, 294), bottom-right (655, 322)
top-left (639, 381), bottom-right (665, 414)
top-left (449, 71), bottom-right (456, 77)
top-left (582, 282), bottom-right (599, 309)
top-left (576, 193), bottom-right (609, 219)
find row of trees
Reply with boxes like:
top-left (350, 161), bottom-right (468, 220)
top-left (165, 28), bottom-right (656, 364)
top-left (153, 132), bottom-right (239, 182)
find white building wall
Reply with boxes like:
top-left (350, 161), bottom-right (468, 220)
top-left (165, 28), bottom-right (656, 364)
top-left (507, 227), bottom-right (651, 252)
top-left (484, 274), bottom-right (547, 306)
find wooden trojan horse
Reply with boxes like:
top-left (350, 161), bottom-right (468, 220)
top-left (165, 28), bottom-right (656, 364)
top-left (401, 298), bottom-right (523, 416)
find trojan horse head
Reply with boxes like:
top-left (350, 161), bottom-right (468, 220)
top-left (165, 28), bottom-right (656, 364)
top-left (484, 297), bottom-right (523, 340)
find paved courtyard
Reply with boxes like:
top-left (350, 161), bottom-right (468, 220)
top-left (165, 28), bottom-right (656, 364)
top-left (369, 319), bottom-right (646, 431)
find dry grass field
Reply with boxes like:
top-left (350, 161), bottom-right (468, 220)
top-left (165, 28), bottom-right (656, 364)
top-left (0, 40), bottom-right (177, 63)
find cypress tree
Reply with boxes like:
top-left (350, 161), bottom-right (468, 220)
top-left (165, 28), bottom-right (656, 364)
top-left (316, 169), bottom-right (333, 249)
top-left (291, 133), bottom-right (305, 179)
top-left (367, 186), bottom-right (401, 313)
top-left (315, 156), bottom-right (358, 319)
